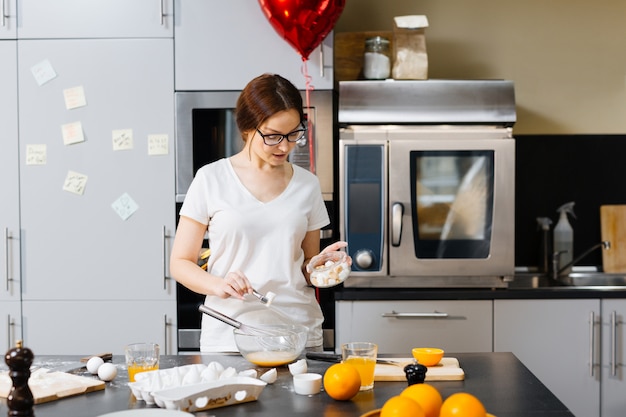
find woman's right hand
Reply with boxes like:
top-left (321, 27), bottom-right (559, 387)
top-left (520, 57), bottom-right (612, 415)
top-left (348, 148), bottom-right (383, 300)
top-left (217, 270), bottom-right (253, 300)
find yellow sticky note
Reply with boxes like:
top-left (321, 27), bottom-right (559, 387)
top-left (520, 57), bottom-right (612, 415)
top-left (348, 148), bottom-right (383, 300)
top-left (63, 85), bottom-right (87, 110)
top-left (26, 144), bottom-right (47, 165)
top-left (63, 86), bottom-right (87, 110)
top-left (112, 129), bottom-right (133, 151)
top-left (62, 171), bottom-right (88, 195)
top-left (61, 121), bottom-right (85, 145)
top-left (148, 134), bottom-right (169, 155)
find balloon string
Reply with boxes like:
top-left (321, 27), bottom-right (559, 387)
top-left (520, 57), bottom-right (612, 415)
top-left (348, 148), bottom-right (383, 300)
top-left (301, 59), bottom-right (316, 174)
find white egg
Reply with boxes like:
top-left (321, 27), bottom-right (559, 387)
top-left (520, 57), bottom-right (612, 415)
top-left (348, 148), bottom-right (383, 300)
top-left (97, 363), bottom-right (118, 381)
top-left (219, 367), bottom-right (238, 379)
top-left (181, 366), bottom-right (201, 385)
top-left (200, 367), bottom-right (220, 382)
top-left (288, 359), bottom-right (308, 375)
top-left (207, 361), bottom-right (224, 374)
top-left (238, 369), bottom-right (258, 378)
top-left (86, 356), bottom-right (104, 375)
top-left (260, 368), bottom-right (277, 384)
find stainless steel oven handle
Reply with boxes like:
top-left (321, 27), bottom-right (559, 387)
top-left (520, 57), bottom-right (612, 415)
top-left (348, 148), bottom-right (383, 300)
top-left (382, 310), bottom-right (449, 319)
top-left (391, 202), bottom-right (404, 247)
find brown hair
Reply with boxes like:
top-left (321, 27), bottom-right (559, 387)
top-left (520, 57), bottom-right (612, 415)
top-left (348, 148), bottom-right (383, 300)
top-left (235, 74), bottom-right (304, 139)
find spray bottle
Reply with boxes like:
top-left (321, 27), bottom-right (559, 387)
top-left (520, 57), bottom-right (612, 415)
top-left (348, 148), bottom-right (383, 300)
top-left (553, 202), bottom-right (576, 274)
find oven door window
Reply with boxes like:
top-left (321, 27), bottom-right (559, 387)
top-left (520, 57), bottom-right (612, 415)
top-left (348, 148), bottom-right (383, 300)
top-left (192, 109), bottom-right (243, 174)
top-left (411, 150), bottom-right (495, 259)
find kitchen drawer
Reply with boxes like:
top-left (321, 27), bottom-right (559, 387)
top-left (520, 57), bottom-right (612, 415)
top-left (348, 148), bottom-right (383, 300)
top-left (335, 299), bottom-right (493, 354)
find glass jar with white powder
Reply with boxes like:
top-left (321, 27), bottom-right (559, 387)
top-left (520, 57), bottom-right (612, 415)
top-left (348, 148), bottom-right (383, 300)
top-left (363, 36), bottom-right (391, 80)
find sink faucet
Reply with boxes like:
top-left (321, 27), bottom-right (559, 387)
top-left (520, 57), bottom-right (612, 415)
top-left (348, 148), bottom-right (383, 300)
top-left (552, 241), bottom-right (611, 281)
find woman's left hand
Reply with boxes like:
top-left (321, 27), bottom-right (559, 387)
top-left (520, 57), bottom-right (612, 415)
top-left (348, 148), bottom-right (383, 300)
top-left (320, 241), bottom-right (352, 267)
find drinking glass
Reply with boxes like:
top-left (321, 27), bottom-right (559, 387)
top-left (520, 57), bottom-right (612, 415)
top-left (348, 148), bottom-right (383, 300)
top-left (341, 342), bottom-right (378, 390)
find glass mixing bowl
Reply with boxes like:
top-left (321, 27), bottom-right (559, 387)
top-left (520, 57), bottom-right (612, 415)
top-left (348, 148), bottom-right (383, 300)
top-left (234, 323), bottom-right (308, 367)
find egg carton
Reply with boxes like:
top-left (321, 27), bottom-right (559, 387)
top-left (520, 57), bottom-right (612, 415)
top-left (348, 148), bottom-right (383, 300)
top-left (128, 362), bottom-right (258, 405)
top-left (127, 362), bottom-right (267, 411)
top-left (150, 377), bottom-right (267, 412)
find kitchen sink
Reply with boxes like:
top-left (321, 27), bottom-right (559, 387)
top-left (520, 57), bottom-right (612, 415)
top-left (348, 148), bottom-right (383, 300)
top-left (562, 272), bottom-right (626, 287)
top-left (509, 272), bottom-right (626, 290)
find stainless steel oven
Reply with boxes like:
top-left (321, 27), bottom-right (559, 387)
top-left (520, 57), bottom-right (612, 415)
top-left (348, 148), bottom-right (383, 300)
top-left (338, 80), bottom-right (516, 288)
top-left (174, 89), bottom-right (337, 351)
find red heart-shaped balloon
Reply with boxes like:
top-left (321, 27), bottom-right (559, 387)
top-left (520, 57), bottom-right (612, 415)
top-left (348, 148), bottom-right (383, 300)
top-left (258, 0), bottom-right (345, 60)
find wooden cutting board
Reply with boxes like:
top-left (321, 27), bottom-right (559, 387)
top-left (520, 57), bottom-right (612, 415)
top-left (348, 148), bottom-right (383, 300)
top-left (374, 357), bottom-right (465, 381)
top-left (0, 369), bottom-right (105, 404)
top-left (600, 205), bottom-right (626, 273)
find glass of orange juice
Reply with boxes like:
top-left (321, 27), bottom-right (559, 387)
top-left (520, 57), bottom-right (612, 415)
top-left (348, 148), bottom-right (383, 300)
top-left (125, 342), bottom-right (160, 382)
top-left (341, 342), bottom-right (378, 390)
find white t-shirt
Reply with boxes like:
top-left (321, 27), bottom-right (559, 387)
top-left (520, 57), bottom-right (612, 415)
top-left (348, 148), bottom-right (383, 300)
top-left (179, 158), bottom-right (330, 352)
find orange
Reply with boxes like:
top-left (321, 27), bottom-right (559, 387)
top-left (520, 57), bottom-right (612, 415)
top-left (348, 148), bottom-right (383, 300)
top-left (440, 392), bottom-right (487, 417)
top-left (401, 383), bottom-right (443, 417)
top-left (323, 363), bottom-right (361, 401)
top-left (380, 395), bottom-right (426, 417)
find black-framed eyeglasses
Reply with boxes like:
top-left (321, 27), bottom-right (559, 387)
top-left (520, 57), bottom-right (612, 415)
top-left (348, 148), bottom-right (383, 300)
top-left (255, 126), bottom-right (307, 146)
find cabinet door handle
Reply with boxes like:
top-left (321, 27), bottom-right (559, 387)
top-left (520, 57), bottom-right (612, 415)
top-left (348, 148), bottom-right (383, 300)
top-left (319, 47), bottom-right (324, 78)
top-left (163, 314), bottom-right (170, 354)
top-left (391, 202), bottom-right (404, 247)
top-left (4, 227), bottom-right (13, 292)
top-left (6, 315), bottom-right (14, 351)
top-left (589, 311), bottom-right (597, 377)
top-left (382, 310), bottom-right (449, 319)
top-left (1, 0), bottom-right (8, 27)
top-left (162, 225), bottom-right (172, 290)
top-left (610, 310), bottom-right (623, 377)
top-left (159, 0), bottom-right (165, 25)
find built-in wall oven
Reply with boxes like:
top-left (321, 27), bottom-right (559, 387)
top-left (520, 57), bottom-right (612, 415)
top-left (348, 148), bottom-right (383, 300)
top-left (174, 89), bottom-right (336, 351)
top-left (339, 80), bottom-right (517, 288)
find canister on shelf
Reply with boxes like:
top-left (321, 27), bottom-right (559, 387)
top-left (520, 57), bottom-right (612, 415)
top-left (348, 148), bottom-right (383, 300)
top-left (363, 36), bottom-right (391, 80)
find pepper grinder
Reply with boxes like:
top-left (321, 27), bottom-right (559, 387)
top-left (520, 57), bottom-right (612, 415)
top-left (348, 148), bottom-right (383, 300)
top-left (4, 340), bottom-right (35, 417)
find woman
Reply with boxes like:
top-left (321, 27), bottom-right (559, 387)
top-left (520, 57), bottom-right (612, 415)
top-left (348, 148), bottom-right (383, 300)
top-left (170, 73), bottom-right (347, 352)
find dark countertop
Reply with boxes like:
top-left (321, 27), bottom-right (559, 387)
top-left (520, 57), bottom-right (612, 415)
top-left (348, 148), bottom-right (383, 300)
top-left (334, 286), bottom-right (626, 301)
top-left (1, 352), bottom-right (573, 417)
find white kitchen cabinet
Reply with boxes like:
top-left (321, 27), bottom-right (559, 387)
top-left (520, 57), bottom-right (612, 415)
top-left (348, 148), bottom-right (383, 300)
top-left (0, 40), bottom-right (20, 308)
top-left (335, 300), bottom-right (493, 354)
top-left (17, 0), bottom-right (172, 39)
top-left (600, 299), bottom-right (626, 417)
top-left (18, 38), bottom-right (176, 354)
top-left (494, 299), bottom-right (601, 417)
top-left (22, 301), bottom-right (176, 355)
top-left (0, 0), bottom-right (16, 38)
top-left (174, 0), bottom-right (333, 91)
